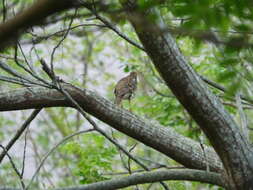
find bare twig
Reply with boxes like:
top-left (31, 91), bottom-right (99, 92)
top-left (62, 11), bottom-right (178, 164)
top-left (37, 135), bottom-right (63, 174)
top-left (25, 23), bottom-right (106, 44)
top-left (200, 75), bottom-right (253, 106)
top-left (80, 0), bottom-right (144, 50)
top-left (26, 128), bottom-right (94, 190)
top-left (0, 75), bottom-right (31, 86)
top-left (0, 53), bottom-right (23, 62)
top-left (0, 60), bottom-right (41, 86)
top-left (0, 145), bottom-right (25, 189)
top-left (21, 127), bottom-right (29, 178)
top-left (0, 109), bottom-right (42, 164)
top-left (50, 9), bottom-right (78, 81)
top-left (58, 85), bottom-right (170, 190)
top-left (17, 43), bottom-right (35, 73)
top-left (14, 45), bottom-right (52, 87)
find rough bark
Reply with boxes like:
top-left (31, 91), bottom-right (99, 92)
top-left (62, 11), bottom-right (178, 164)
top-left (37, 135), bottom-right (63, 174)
top-left (0, 0), bottom-right (252, 188)
top-left (0, 84), bottom-right (223, 173)
top-left (54, 169), bottom-right (225, 190)
top-left (122, 1), bottom-right (253, 189)
top-left (0, 169), bottom-right (225, 190)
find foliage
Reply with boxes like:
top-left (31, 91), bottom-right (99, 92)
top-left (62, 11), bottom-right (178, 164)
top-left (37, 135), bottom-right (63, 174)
top-left (60, 134), bottom-right (117, 184)
top-left (1, 0), bottom-right (253, 189)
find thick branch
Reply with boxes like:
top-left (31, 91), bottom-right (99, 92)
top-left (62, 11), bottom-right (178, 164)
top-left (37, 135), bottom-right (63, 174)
top-left (55, 169), bottom-right (225, 190)
top-left (122, 2), bottom-right (253, 189)
top-left (0, 84), bottom-right (222, 172)
top-left (0, 0), bottom-right (74, 50)
top-left (0, 169), bottom-right (225, 190)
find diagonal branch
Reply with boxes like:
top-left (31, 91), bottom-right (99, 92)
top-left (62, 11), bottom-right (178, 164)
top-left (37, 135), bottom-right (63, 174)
top-left (0, 145), bottom-right (25, 189)
top-left (26, 128), bottom-right (94, 190)
top-left (0, 109), bottom-right (42, 164)
top-left (59, 87), bottom-right (169, 190)
top-left (121, 2), bottom-right (253, 188)
top-left (0, 85), bottom-right (223, 173)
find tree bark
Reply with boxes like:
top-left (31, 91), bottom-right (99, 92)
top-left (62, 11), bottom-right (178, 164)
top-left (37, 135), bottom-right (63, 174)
top-left (52, 169), bottom-right (225, 190)
top-left (0, 84), bottom-right (223, 173)
top-left (0, 169), bottom-right (225, 190)
top-left (122, 1), bottom-right (253, 189)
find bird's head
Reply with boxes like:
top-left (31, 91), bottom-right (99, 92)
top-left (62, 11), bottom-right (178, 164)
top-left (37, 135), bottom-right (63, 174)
top-left (130, 71), bottom-right (138, 79)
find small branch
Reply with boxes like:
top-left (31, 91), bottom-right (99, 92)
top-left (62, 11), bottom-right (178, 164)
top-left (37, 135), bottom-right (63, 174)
top-left (0, 61), bottom-right (50, 88)
top-left (25, 23), bottom-right (106, 44)
top-left (0, 75), bottom-right (31, 86)
top-left (0, 145), bottom-right (25, 189)
top-left (14, 43), bottom-right (52, 87)
top-left (0, 53), bottom-right (24, 62)
top-left (83, 3), bottom-right (145, 51)
top-left (200, 75), bottom-right (253, 106)
top-left (0, 109), bottom-right (42, 164)
top-left (17, 43), bottom-right (35, 74)
top-left (222, 101), bottom-right (253, 110)
top-left (21, 127), bottom-right (29, 178)
top-left (26, 129), bottom-right (94, 190)
top-left (50, 9), bottom-right (77, 80)
top-left (59, 86), bottom-right (169, 190)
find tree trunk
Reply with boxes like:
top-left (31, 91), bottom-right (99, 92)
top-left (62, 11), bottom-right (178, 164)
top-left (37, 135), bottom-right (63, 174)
top-left (122, 1), bottom-right (253, 189)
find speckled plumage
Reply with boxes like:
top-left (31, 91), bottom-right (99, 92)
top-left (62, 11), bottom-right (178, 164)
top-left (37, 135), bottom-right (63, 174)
top-left (114, 72), bottom-right (137, 106)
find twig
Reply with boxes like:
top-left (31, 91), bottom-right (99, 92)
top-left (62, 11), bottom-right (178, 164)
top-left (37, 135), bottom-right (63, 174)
top-left (0, 145), bottom-right (25, 189)
top-left (127, 143), bottom-right (138, 174)
top-left (0, 75), bottom-right (31, 86)
top-left (83, 3), bottom-right (145, 51)
top-left (17, 43), bottom-right (35, 73)
top-left (58, 85), bottom-right (170, 190)
top-left (50, 9), bottom-right (78, 82)
top-left (21, 127), bottom-right (29, 178)
top-left (27, 23), bottom-right (106, 44)
top-left (0, 61), bottom-right (42, 86)
top-left (0, 53), bottom-right (24, 62)
top-left (0, 109), bottom-right (42, 164)
top-left (103, 165), bottom-right (183, 176)
top-left (26, 129), bottom-right (94, 190)
top-left (110, 129), bottom-right (129, 171)
top-left (14, 45), bottom-right (52, 87)
top-left (200, 75), bottom-right (253, 105)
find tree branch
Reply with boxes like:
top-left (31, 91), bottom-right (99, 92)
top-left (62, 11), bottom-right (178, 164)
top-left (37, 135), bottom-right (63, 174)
top-left (0, 169), bottom-right (225, 190)
top-left (0, 109), bottom-right (42, 163)
top-left (52, 169), bottom-right (225, 190)
top-left (0, 84), bottom-right (223, 173)
top-left (0, 0), bottom-right (75, 50)
top-left (122, 2), bottom-right (253, 189)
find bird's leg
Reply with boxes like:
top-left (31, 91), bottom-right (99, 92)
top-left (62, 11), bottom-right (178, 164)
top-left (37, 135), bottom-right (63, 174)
top-left (128, 99), bottom-right (132, 112)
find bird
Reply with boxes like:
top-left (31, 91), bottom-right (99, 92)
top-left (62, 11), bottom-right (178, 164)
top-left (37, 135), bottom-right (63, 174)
top-left (114, 71), bottom-right (138, 109)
